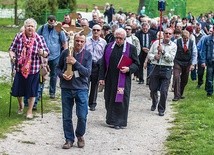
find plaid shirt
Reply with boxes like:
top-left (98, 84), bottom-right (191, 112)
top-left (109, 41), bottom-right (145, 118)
top-left (9, 32), bottom-right (49, 74)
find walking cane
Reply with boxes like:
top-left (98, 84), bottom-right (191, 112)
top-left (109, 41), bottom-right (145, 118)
top-left (9, 63), bottom-right (15, 117)
top-left (40, 67), bottom-right (44, 118)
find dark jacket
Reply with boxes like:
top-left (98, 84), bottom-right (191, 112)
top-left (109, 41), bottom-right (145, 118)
top-left (200, 34), bottom-right (214, 65)
top-left (174, 38), bottom-right (193, 66)
top-left (56, 49), bottom-right (92, 90)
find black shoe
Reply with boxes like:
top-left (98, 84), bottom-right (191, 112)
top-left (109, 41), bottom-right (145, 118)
top-left (172, 98), bottom-right (179, 101)
top-left (32, 106), bottom-right (37, 111)
top-left (180, 96), bottom-right (185, 99)
top-left (159, 112), bottom-right (164, 116)
top-left (207, 93), bottom-right (212, 97)
top-left (151, 106), bottom-right (156, 111)
top-left (114, 125), bottom-right (120, 130)
top-left (138, 81), bottom-right (144, 84)
top-left (89, 107), bottom-right (95, 111)
top-left (196, 85), bottom-right (201, 89)
top-left (50, 94), bottom-right (55, 99)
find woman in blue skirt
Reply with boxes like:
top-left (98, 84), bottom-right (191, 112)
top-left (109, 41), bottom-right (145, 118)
top-left (9, 18), bottom-right (49, 119)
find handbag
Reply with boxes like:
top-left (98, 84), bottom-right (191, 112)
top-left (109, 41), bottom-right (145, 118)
top-left (40, 57), bottom-right (50, 80)
top-left (40, 64), bottom-right (50, 76)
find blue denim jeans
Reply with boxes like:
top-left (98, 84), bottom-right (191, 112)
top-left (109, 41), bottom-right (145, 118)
top-left (48, 57), bottom-right (59, 95)
top-left (61, 88), bottom-right (88, 142)
top-left (205, 62), bottom-right (214, 95)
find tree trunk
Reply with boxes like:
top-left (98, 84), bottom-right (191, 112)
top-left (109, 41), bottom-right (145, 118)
top-left (138, 0), bottom-right (145, 15)
top-left (14, 0), bottom-right (18, 25)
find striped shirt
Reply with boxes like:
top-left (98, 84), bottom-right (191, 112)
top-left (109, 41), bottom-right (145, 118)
top-left (85, 37), bottom-right (107, 62)
top-left (9, 32), bottom-right (49, 74)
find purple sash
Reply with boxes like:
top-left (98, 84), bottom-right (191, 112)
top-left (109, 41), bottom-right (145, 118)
top-left (105, 42), bottom-right (131, 103)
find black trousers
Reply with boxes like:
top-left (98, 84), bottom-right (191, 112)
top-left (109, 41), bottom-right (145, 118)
top-left (197, 64), bottom-right (205, 86)
top-left (149, 65), bottom-right (172, 113)
top-left (88, 62), bottom-right (99, 108)
top-left (138, 51), bottom-right (147, 82)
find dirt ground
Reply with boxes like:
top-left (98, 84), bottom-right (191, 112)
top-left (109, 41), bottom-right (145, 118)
top-left (0, 51), bottom-right (174, 155)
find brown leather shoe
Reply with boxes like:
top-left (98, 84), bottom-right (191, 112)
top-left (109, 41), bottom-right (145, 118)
top-left (62, 141), bottom-right (73, 149)
top-left (77, 137), bottom-right (85, 148)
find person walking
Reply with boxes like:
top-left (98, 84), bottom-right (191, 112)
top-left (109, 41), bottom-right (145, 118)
top-left (147, 28), bottom-right (177, 116)
top-left (37, 15), bottom-right (68, 99)
top-left (99, 28), bottom-right (139, 129)
top-left (56, 33), bottom-right (92, 149)
top-left (85, 24), bottom-right (107, 111)
top-left (200, 25), bottom-right (214, 96)
top-left (9, 18), bottom-right (49, 119)
top-left (135, 22), bottom-right (156, 84)
top-left (172, 30), bottom-right (197, 101)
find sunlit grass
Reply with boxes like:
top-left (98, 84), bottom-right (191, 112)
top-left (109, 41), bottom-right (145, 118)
top-left (0, 81), bottom-right (61, 138)
top-left (166, 80), bottom-right (214, 154)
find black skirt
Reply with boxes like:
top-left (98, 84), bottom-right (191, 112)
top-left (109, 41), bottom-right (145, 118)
top-left (12, 72), bottom-right (40, 98)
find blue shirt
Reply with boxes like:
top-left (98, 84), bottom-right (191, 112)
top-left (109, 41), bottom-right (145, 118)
top-left (37, 24), bottom-right (67, 61)
top-left (85, 37), bottom-right (107, 62)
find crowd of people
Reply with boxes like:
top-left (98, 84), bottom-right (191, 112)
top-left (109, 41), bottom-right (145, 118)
top-left (8, 3), bottom-right (214, 149)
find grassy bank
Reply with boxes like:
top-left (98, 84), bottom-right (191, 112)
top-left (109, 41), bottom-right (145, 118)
top-left (0, 81), bottom-right (61, 138)
top-left (166, 80), bottom-right (214, 154)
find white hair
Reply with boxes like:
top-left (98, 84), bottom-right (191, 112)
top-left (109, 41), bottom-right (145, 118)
top-left (150, 19), bottom-right (158, 26)
top-left (114, 28), bottom-right (127, 38)
top-left (24, 18), bottom-right (37, 29)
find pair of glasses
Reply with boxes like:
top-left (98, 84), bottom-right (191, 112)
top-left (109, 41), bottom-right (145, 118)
top-left (115, 37), bottom-right (124, 40)
top-left (165, 32), bottom-right (172, 35)
top-left (93, 29), bottom-right (101, 32)
top-left (125, 28), bottom-right (131, 31)
top-left (75, 40), bottom-right (84, 43)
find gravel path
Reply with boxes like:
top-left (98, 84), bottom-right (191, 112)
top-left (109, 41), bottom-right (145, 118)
top-left (0, 51), bottom-right (174, 155)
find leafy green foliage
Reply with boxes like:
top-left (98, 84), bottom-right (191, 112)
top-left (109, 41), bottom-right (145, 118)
top-left (25, 0), bottom-right (49, 24)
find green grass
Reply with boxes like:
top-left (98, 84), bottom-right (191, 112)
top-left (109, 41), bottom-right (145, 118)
top-left (0, 82), bottom-right (24, 138)
top-left (0, 81), bottom-right (61, 138)
top-left (0, 27), bottom-right (20, 52)
top-left (76, 0), bottom-right (214, 16)
top-left (0, 23), bottom-right (20, 52)
top-left (166, 80), bottom-right (214, 154)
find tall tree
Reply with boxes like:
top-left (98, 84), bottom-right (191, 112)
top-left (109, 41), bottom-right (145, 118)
top-left (14, 0), bottom-right (18, 25)
top-left (48, 0), bottom-right (58, 15)
top-left (138, 0), bottom-right (146, 14)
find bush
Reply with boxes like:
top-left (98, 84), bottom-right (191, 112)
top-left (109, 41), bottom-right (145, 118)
top-left (25, 0), bottom-right (49, 24)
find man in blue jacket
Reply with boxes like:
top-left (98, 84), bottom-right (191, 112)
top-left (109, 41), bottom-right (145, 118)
top-left (200, 25), bottom-right (214, 96)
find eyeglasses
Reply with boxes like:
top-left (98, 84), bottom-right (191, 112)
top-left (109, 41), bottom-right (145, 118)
top-left (75, 40), bottom-right (84, 43)
top-left (125, 28), bottom-right (132, 31)
top-left (165, 32), bottom-right (172, 35)
top-left (93, 29), bottom-right (101, 32)
top-left (115, 37), bottom-right (124, 40)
